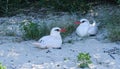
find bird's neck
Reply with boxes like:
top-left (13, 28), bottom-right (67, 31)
top-left (79, 22), bottom-right (90, 27)
top-left (50, 33), bottom-right (62, 39)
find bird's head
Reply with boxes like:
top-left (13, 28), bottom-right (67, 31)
top-left (75, 18), bottom-right (89, 25)
top-left (50, 27), bottom-right (66, 36)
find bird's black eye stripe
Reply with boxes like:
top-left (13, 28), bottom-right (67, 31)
top-left (55, 29), bottom-right (60, 31)
top-left (40, 40), bottom-right (43, 43)
top-left (82, 21), bottom-right (85, 23)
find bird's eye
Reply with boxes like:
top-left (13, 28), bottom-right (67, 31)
top-left (82, 21), bottom-right (85, 23)
top-left (55, 29), bottom-right (60, 31)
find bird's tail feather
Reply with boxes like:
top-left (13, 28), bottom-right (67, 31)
top-left (32, 42), bottom-right (41, 47)
top-left (32, 42), bottom-right (47, 49)
top-left (92, 20), bottom-right (96, 26)
top-left (92, 20), bottom-right (100, 27)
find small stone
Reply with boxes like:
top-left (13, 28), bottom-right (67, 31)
top-left (57, 64), bottom-right (60, 67)
top-left (11, 60), bottom-right (14, 62)
top-left (28, 60), bottom-right (31, 63)
top-left (46, 50), bottom-right (51, 53)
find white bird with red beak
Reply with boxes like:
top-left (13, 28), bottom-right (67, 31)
top-left (75, 19), bottom-right (98, 37)
top-left (32, 27), bottom-right (66, 49)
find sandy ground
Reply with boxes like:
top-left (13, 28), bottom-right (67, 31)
top-left (0, 35), bottom-right (120, 69)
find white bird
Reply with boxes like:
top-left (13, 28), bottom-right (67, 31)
top-left (75, 18), bottom-right (98, 37)
top-left (32, 27), bottom-right (65, 49)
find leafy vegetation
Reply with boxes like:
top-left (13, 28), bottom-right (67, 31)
top-left (20, 19), bottom-right (76, 40)
top-left (1, 0), bottom-right (119, 16)
top-left (104, 14), bottom-right (120, 42)
top-left (20, 20), bottom-right (48, 40)
top-left (61, 24), bottom-right (76, 38)
top-left (77, 53), bottom-right (92, 68)
top-left (0, 63), bottom-right (6, 69)
top-left (108, 29), bottom-right (120, 42)
top-left (115, 0), bottom-right (120, 4)
top-left (0, 0), bottom-right (30, 16)
top-left (38, 0), bottom-right (92, 14)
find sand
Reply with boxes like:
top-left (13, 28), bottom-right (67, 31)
top-left (0, 35), bottom-right (120, 69)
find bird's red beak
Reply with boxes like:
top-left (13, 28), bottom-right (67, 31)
top-left (60, 28), bottom-right (66, 32)
top-left (74, 21), bottom-right (81, 24)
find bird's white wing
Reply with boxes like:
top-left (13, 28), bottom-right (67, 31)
top-left (33, 36), bottom-right (62, 48)
top-left (88, 24), bottom-right (98, 35)
top-left (88, 20), bottom-right (98, 35)
top-left (32, 36), bottom-right (50, 48)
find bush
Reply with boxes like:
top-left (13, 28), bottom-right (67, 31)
top-left (34, 0), bottom-right (91, 12)
top-left (108, 28), bottom-right (120, 42)
top-left (0, 0), bottom-right (91, 16)
top-left (20, 20), bottom-right (48, 40)
top-left (117, 0), bottom-right (120, 4)
top-left (0, 0), bottom-right (31, 16)
top-left (0, 63), bottom-right (6, 69)
top-left (77, 53), bottom-right (92, 68)
top-left (1, 0), bottom-right (119, 16)
top-left (61, 24), bottom-right (76, 38)
top-left (104, 14), bottom-right (120, 42)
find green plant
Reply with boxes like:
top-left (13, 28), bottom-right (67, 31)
top-left (104, 14), bottom-right (120, 42)
top-left (0, 63), bottom-right (6, 69)
top-left (20, 20), bottom-right (48, 40)
top-left (117, 0), bottom-right (120, 4)
top-left (61, 24), bottom-right (77, 38)
top-left (0, 0), bottom-right (30, 16)
top-left (44, 0), bottom-right (91, 13)
top-left (0, 0), bottom-right (92, 16)
top-left (77, 53), bottom-right (92, 68)
top-left (1, 0), bottom-right (120, 16)
top-left (108, 28), bottom-right (120, 42)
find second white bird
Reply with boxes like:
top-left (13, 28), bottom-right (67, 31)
top-left (75, 18), bottom-right (98, 37)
